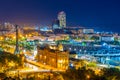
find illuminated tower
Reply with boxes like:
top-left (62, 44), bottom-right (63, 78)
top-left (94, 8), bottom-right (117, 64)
top-left (58, 11), bottom-right (66, 28)
top-left (14, 25), bottom-right (19, 54)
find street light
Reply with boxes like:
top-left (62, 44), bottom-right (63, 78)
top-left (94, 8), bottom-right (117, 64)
top-left (86, 75), bottom-right (90, 79)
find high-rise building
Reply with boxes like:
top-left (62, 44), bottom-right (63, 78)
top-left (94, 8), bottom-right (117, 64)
top-left (58, 11), bottom-right (66, 28)
top-left (52, 19), bottom-right (60, 29)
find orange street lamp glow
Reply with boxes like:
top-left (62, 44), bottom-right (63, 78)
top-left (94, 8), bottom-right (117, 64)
top-left (0, 37), bottom-right (3, 40)
top-left (87, 75), bottom-right (90, 79)
top-left (13, 36), bottom-right (16, 39)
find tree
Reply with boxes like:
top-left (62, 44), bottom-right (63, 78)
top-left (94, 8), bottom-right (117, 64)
top-left (62, 67), bottom-right (97, 80)
top-left (91, 36), bottom-right (99, 41)
top-left (73, 60), bottom-right (88, 69)
top-left (102, 68), bottom-right (120, 80)
top-left (0, 52), bottom-right (23, 71)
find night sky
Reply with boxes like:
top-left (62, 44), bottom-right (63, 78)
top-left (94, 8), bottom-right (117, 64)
top-left (0, 0), bottom-right (120, 32)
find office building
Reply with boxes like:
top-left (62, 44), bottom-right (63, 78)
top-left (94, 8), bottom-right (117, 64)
top-left (58, 11), bottom-right (66, 28)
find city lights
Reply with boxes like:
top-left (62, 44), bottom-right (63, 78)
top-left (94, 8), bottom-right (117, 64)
top-left (0, 0), bottom-right (120, 79)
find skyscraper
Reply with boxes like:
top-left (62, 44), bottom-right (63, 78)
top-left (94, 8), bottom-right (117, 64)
top-left (52, 19), bottom-right (60, 29)
top-left (58, 11), bottom-right (66, 28)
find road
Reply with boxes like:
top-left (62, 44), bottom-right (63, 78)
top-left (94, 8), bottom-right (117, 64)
top-left (25, 59), bottom-right (65, 72)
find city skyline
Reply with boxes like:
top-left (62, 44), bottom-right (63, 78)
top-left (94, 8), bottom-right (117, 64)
top-left (0, 0), bottom-right (120, 32)
top-left (1, 1), bottom-right (120, 79)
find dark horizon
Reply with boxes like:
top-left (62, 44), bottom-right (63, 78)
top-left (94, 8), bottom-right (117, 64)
top-left (0, 0), bottom-right (120, 33)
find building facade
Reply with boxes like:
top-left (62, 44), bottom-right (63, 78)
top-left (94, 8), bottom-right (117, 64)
top-left (63, 43), bottom-right (120, 65)
top-left (58, 11), bottom-right (66, 28)
top-left (37, 45), bottom-right (69, 70)
top-left (83, 29), bottom-right (94, 34)
top-left (52, 19), bottom-right (60, 29)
